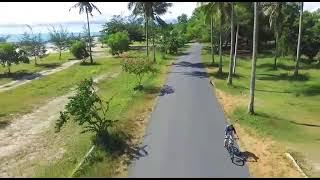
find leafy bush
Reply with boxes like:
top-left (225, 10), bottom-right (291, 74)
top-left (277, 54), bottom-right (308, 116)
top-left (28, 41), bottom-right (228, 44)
top-left (55, 78), bottom-right (118, 146)
top-left (122, 58), bottom-right (157, 90)
top-left (107, 31), bottom-right (129, 56)
top-left (0, 43), bottom-right (29, 73)
top-left (70, 41), bottom-right (89, 61)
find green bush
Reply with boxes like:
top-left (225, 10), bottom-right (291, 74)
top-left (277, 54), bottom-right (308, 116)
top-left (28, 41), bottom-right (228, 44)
top-left (122, 58), bottom-right (157, 90)
top-left (70, 41), bottom-right (89, 61)
top-left (107, 31), bottom-right (129, 56)
top-left (55, 78), bottom-right (118, 146)
top-left (0, 43), bottom-right (29, 73)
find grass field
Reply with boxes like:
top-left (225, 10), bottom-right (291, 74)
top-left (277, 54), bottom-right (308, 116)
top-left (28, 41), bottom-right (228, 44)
top-left (201, 44), bottom-right (320, 177)
top-left (0, 52), bottom-right (73, 85)
top-left (28, 50), bottom-right (176, 177)
top-left (0, 56), bottom-right (120, 124)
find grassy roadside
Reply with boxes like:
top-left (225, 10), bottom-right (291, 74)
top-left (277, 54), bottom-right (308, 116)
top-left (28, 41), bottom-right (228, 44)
top-left (0, 52), bottom-right (73, 85)
top-left (0, 56), bottom-right (121, 124)
top-left (21, 49), bottom-right (177, 177)
top-left (201, 43), bottom-right (320, 177)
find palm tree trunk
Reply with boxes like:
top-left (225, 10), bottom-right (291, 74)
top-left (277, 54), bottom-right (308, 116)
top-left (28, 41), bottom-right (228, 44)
top-left (59, 49), bottom-right (62, 60)
top-left (248, 2), bottom-right (259, 115)
top-left (153, 32), bottom-right (156, 63)
top-left (294, 2), bottom-right (303, 76)
top-left (7, 64), bottom-right (11, 74)
top-left (274, 33), bottom-right (278, 70)
top-left (34, 55), bottom-right (37, 65)
top-left (145, 15), bottom-right (149, 58)
top-left (227, 3), bottom-right (235, 85)
top-left (86, 8), bottom-right (93, 64)
top-left (211, 15), bottom-right (215, 64)
top-left (218, 5), bottom-right (223, 74)
top-left (232, 23), bottom-right (239, 75)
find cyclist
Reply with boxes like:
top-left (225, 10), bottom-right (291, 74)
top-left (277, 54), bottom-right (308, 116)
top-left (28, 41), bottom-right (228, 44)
top-left (224, 124), bottom-right (238, 148)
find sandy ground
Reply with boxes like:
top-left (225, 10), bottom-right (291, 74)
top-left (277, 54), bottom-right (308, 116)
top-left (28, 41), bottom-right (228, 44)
top-left (0, 72), bottom-right (120, 177)
top-left (214, 88), bottom-right (303, 178)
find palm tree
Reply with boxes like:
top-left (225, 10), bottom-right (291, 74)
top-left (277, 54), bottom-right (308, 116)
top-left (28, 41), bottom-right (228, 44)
top-left (128, 2), bottom-right (172, 59)
top-left (200, 2), bottom-right (230, 74)
top-left (227, 2), bottom-right (235, 85)
top-left (263, 2), bottom-right (285, 70)
top-left (232, 3), bottom-right (252, 75)
top-left (69, 2), bottom-right (101, 64)
top-left (248, 2), bottom-right (259, 114)
top-left (294, 2), bottom-right (303, 76)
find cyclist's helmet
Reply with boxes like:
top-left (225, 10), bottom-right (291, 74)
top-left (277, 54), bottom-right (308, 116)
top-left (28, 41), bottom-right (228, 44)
top-left (228, 124), bottom-right (234, 129)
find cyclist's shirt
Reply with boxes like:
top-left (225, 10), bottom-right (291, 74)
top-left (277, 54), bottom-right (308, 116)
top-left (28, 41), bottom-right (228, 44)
top-left (224, 125), bottom-right (236, 136)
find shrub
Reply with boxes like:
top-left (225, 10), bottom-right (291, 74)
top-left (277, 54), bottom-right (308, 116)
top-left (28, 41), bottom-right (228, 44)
top-left (107, 31), bottom-right (129, 56)
top-left (0, 43), bottom-right (29, 73)
top-left (55, 78), bottom-right (118, 146)
top-left (70, 41), bottom-right (89, 61)
top-left (122, 58), bottom-right (157, 90)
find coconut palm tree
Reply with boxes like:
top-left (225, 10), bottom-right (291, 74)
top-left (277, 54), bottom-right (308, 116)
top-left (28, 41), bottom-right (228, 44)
top-left (263, 2), bottom-right (285, 70)
top-left (199, 2), bottom-right (230, 74)
top-left (294, 2), bottom-right (303, 76)
top-left (69, 2), bottom-right (101, 64)
top-left (227, 2), bottom-right (235, 85)
top-left (232, 2), bottom-right (252, 75)
top-left (128, 2), bottom-right (172, 59)
top-left (248, 2), bottom-right (259, 114)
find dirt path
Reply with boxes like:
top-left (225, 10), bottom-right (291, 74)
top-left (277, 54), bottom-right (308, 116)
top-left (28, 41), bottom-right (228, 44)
top-left (0, 60), bottom-right (80, 92)
top-left (0, 72), bottom-right (120, 177)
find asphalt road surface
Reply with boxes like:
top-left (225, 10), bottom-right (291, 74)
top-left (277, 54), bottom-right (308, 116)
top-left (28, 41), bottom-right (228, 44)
top-left (129, 43), bottom-right (250, 178)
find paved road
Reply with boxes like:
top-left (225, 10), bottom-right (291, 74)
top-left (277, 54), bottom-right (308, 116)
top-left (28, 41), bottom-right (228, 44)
top-left (129, 43), bottom-right (250, 178)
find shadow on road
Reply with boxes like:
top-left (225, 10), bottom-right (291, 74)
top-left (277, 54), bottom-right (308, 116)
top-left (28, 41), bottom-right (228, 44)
top-left (128, 145), bottom-right (149, 160)
top-left (159, 85), bottom-right (175, 96)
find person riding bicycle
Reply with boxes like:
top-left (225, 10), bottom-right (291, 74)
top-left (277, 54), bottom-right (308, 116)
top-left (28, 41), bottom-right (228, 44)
top-left (224, 124), bottom-right (238, 148)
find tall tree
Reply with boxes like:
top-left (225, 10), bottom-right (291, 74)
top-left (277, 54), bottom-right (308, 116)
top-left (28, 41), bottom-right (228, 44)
top-left (294, 2), bottom-right (303, 76)
top-left (200, 2), bottom-right (230, 74)
top-left (128, 2), bottom-right (172, 59)
top-left (248, 2), bottom-right (259, 114)
top-left (232, 3), bottom-right (252, 75)
top-left (227, 2), bottom-right (235, 85)
top-left (69, 2), bottom-right (101, 64)
top-left (48, 25), bottom-right (70, 60)
top-left (263, 2), bottom-right (285, 70)
top-left (20, 25), bottom-right (46, 65)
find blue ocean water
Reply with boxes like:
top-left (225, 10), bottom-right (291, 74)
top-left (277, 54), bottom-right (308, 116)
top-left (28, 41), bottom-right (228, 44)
top-left (0, 23), bottom-right (104, 43)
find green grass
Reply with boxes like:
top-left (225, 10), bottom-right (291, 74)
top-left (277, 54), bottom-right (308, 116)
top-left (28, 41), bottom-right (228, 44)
top-left (201, 44), bottom-right (320, 176)
top-left (19, 50), bottom-right (176, 177)
top-left (0, 52), bottom-right (73, 85)
top-left (0, 56), bottom-right (121, 123)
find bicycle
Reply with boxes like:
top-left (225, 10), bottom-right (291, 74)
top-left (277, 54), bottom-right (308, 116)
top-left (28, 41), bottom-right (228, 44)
top-left (225, 135), bottom-right (240, 161)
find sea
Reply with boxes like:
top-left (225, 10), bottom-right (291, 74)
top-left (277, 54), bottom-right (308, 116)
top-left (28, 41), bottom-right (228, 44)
top-left (0, 23), bottom-right (104, 43)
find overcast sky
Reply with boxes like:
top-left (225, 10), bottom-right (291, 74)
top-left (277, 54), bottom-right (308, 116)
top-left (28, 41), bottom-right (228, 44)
top-left (0, 2), bottom-right (319, 26)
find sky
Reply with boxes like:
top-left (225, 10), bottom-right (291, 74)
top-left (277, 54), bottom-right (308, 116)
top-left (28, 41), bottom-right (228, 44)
top-left (0, 2), bottom-right (198, 26)
top-left (0, 2), bottom-right (319, 26)
top-left (0, 2), bottom-right (319, 34)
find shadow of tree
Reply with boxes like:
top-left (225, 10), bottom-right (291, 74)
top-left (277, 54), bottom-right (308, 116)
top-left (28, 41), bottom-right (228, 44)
top-left (295, 83), bottom-right (320, 96)
top-left (35, 63), bottom-right (60, 69)
top-left (289, 121), bottom-right (320, 128)
top-left (0, 70), bottom-right (42, 81)
top-left (210, 71), bottom-right (229, 80)
top-left (80, 62), bottom-right (102, 66)
top-left (257, 73), bottom-right (309, 82)
top-left (0, 121), bottom-right (9, 129)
